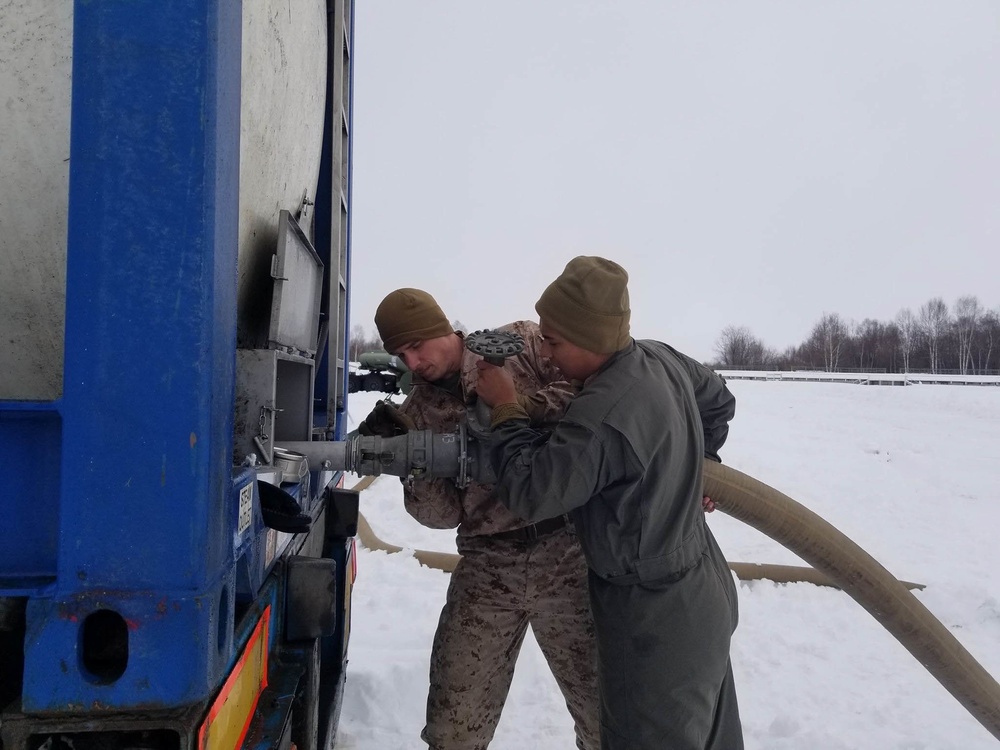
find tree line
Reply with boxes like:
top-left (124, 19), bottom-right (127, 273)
top-left (348, 325), bottom-right (383, 361)
top-left (713, 295), bottom-right (999, 375)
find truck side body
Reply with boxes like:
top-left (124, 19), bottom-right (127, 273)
top-left (0, 2), bottom-right (358, 750)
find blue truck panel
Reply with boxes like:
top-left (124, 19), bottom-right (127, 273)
top-left (16, 0), bottom-right (244, 711)
top-left (0, 406), bottom-right (61, 593)
top-left (1, 0), bottom-right (356, 746)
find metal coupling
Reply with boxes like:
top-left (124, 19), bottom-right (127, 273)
top-left (276, 427), bottom-right (496, 488)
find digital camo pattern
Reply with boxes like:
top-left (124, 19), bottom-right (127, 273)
top-left (388, 320), bottom-right (596, 748)
top-left (421, 527), bottom-right (599, 750)
top-left (398, 320), bottom-right (578, 537)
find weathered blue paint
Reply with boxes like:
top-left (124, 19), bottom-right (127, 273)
top-left (0, 405), bottom-right (61, 594)
top-left (20, 0), bottom-right (243, 710)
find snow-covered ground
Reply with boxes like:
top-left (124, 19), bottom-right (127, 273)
top-left (335, 381), bottom-right (1000, 750)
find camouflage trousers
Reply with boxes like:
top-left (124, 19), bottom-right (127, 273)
top-left (420, 526), bottom-right (600, 750)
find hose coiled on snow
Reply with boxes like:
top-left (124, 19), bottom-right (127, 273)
top-left (703, 460), bottom-right (1000, 742)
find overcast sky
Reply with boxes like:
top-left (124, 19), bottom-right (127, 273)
top-left (349, 1), bottom-right (1000, 363)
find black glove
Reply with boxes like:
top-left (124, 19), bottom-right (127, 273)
top-left (358, 400), bottom-right (415, 438)
top-left (258, 480), bottom-right (312, 533)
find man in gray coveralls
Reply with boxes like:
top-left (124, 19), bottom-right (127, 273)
top-left (476, 256), bottom-right (744, 750)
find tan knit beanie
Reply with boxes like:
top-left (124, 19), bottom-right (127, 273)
top-left (534, 256), bottom-right (631, 354)
top-left (375, 288), bottom-right (454, 354)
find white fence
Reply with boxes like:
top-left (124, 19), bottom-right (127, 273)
top-left (715, 370), bottom-right (1000, 387)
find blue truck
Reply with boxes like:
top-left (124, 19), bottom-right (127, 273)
top-left (1, 2), bottom-right (358, 750)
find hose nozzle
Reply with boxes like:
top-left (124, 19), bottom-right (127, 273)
top-left (277, 426), bottom-right (496, 487)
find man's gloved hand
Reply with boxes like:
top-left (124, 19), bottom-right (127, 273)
top-left (358, 400), bottom-right (415, 438)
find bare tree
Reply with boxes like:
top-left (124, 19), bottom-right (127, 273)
top-left (895, 308), bottom-right (917, 373)
top-left (808, 313), bottom-right (848, 371)
top-left (954, 295), bottom-right (982, 374)
top-left (853, 318), bottom-right (886, 371)
top-left (975, 309), bottom-right (1000, 373)
top-left (713, 325), bottom-right (774, 368)
top-left (918, 298), bottom-right (949, 373)
top-left (712, 296), bottom-right (997, 375)
top-left (348, 324), bottom-right (383, 361)
top-left (714, 325), bottom-right (753, 367)
top-left (881, 322), bottom-right (901, 372)
top-left (348, 324), bottom-right (364, 361)
top-left (774, 344), bottom-right (802, 370)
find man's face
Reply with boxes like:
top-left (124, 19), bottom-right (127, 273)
top-left (539, 320), bottom-right (607, 381)
top-left (395, 333), bottom-right (462, 382)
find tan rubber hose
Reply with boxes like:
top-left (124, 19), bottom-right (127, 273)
top-left (350, 476), bottom-right (458, 571)
top-left (350, 475), bottom-right (378, 493)
top-left (354, 512), bottom-right (924, 590)
top-left (703, 460), bottom-right (1000, 742)
top-left (727, 561), bottom-right (924, 590)
top-left (347, 469), bottom-right (1000, 736)
top-left (355, 512), bottom-right (460, 572)
top-left (348, 478), bottom-right (923, 590)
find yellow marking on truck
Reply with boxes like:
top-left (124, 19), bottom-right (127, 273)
top-left (343, 539), bottom-right (355, 652)
top-left (197, 606), bottom-right (271, 750)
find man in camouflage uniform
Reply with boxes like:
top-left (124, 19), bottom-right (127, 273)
top-left (361, 288), bottom-right (599, 750)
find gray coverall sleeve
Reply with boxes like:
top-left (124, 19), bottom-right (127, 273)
top-left (488, 417), bottom-right (606, 523)
top-left (679, 354), bottom-right (736, 463)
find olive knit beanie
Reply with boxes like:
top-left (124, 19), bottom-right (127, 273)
top-left (534, 256), bottom-right (631, 354)
top-left (375, 288), bottom-right (454, 354)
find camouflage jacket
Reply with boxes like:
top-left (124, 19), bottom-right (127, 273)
top-left (398, 320), bottom-right (577, 537)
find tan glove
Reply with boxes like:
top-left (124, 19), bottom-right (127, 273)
top-left (516, 393), bottom-right (547, 425)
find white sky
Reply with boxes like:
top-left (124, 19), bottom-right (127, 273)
top-left (348, 1), bottom-right (1000, 362)
top-left (338, 382), bottom-right (1000, 749)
